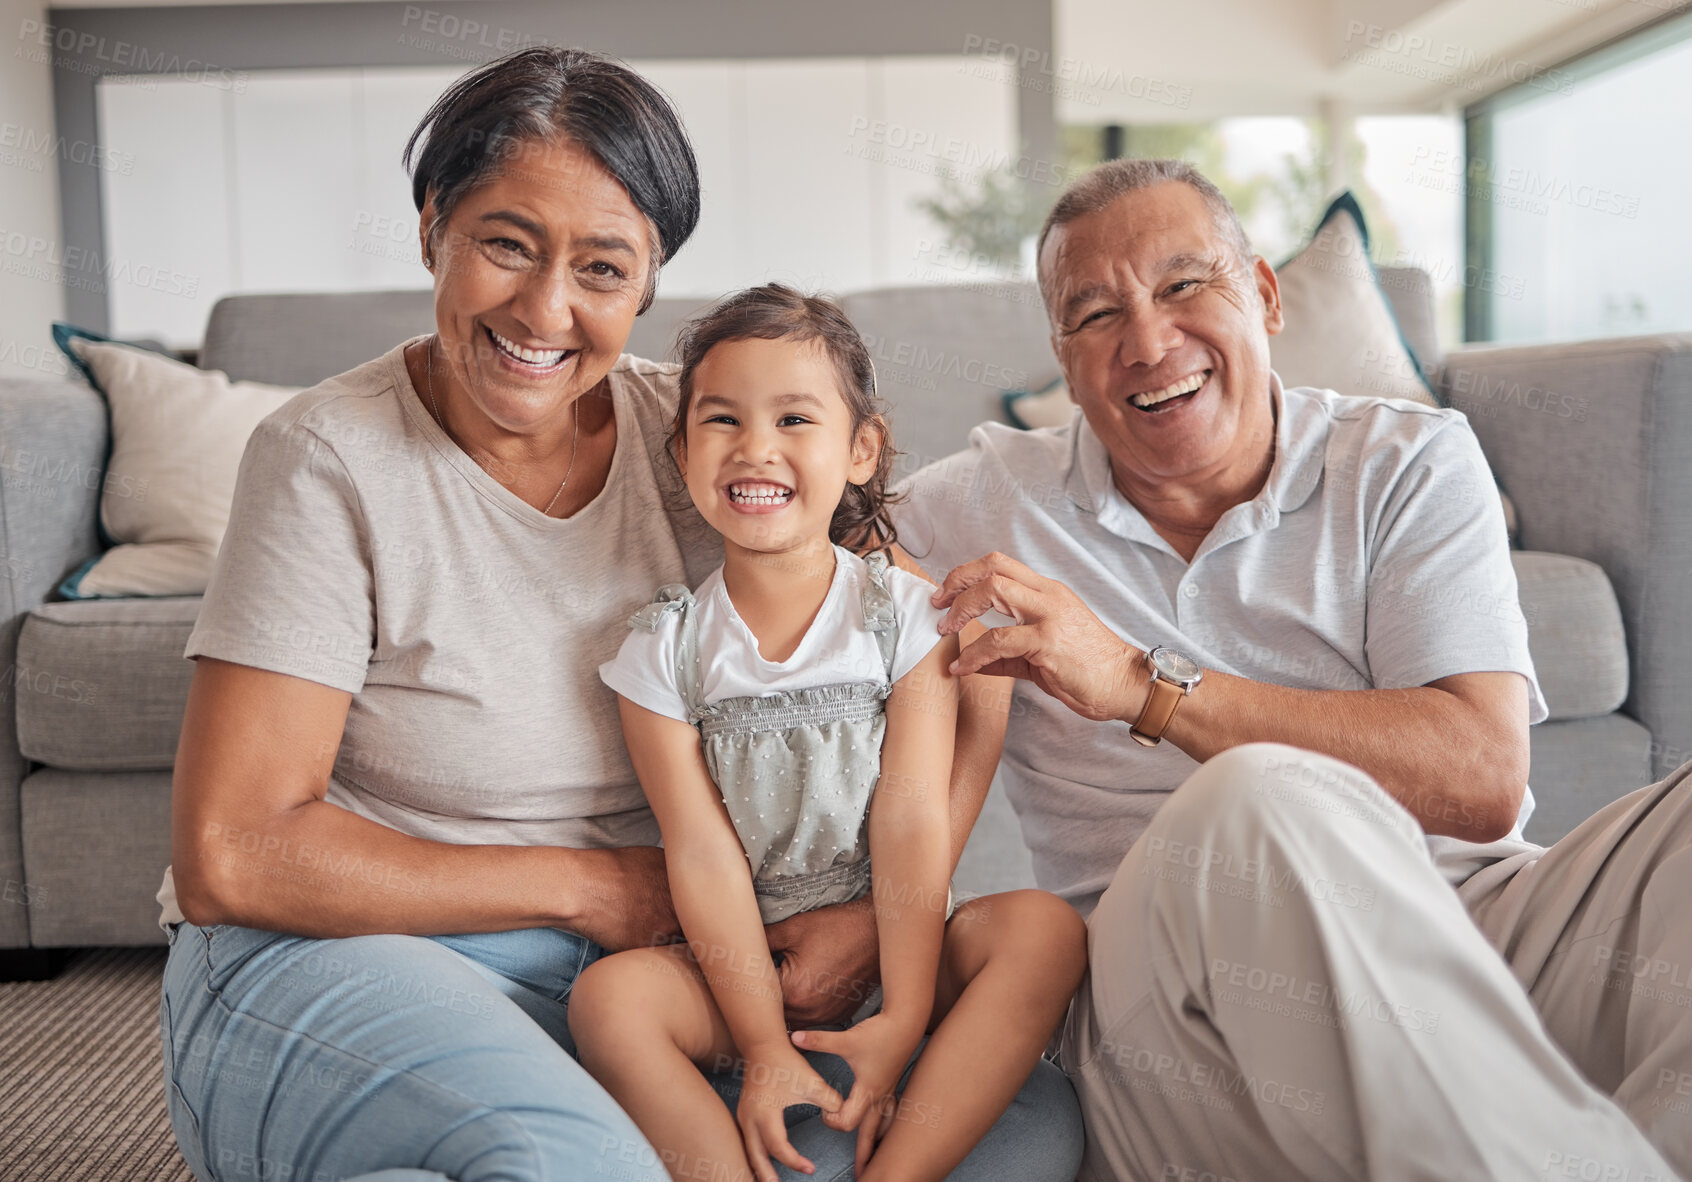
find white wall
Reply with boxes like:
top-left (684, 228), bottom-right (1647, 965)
top-left (0, 0), bottom-right (70, 380)
top-left (99, 57), bottom-right (1018, 346)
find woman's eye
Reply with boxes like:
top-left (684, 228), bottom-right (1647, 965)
top-left (481, 238), bottom-right (533, 269)
top-left (580, 260), bottom-right (628, 288)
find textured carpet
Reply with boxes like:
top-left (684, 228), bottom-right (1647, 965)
top-left (1, 947), bottom-right (194, 1182)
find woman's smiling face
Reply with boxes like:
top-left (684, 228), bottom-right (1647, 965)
top-left (422, 136), bottom-right (653, 431)
top-left (678, 336), bottom-right (880, 559)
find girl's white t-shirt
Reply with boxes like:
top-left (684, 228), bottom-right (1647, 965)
top-left (599, 546), bottom-right (948, 722)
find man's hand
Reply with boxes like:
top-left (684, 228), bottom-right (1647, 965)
top-left (932, 552), bottom-right (1146, 723)
top-left (558, 846), bottom-right (682, 952)
top-left (765, 895), bottom-right (880, 1027)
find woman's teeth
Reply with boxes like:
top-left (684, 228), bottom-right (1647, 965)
top-left (487, 326), bottom-right (570, 367)
top-left (1130, 370), bottom-right (1208, 409)
top-left (728, 483), bottom-right (793, 505)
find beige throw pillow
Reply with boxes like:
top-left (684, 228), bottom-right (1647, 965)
top-left (65, 338), bottom-right (301, 597)
top-left (1269, 194), bottom-right (1440, 408)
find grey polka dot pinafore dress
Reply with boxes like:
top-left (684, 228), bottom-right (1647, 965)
top-left (625, 553), bottom-right (901, 924)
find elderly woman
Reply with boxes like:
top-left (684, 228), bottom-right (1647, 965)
top-left (158, 47), bottom-right (1081, 1182)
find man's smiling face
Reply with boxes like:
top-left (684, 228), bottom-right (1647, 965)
top-left (1040, 180), bottom-right (1285, 501)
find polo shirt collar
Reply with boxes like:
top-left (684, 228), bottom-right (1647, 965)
top-left (1065, 370), bottom-right (1327, 535)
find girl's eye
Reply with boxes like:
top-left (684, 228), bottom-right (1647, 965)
top-left (703, 414), bottom-right (738, 426)
top-left (778, 414), bottom-right (811, 427)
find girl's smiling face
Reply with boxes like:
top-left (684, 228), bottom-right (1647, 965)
top-left (678, 336), bottom-right (880, 560)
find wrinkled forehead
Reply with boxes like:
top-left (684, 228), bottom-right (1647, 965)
top-left (1037, 185), bottom-right (1234, 313)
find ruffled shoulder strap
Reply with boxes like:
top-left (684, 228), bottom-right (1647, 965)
top-left (627, 585), bottom-right (710, 722)
top-left (859, 552), bottom-right (899, 684)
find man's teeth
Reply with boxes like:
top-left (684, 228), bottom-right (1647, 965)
top-left (489, 327), bottom-right (569, 366)
top-left (1130, 371), bottom-right (1208, 408)
top-left (728, 483), bottom-right (793, 505)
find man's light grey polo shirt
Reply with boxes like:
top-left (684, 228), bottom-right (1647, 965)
top-left (892, 375), bottom-right (1547, 917)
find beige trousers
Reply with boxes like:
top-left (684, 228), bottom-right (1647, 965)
top-left (1061, 743), bottom-right (1691, 1182)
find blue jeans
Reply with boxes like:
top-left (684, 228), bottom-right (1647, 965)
top-left (160, 923), bottom-right (1083, 1181)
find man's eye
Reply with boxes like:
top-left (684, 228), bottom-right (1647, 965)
top-left (1166, 279), bottom-right (1199, 296)
top-left (1074, 308), bottom-right (1114, 331)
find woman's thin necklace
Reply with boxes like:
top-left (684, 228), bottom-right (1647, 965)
top-left (425, 335), bottom-right (580, 516)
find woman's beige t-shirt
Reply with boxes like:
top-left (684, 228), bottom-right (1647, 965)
top-left (157, 341), bottom-right (720, 925)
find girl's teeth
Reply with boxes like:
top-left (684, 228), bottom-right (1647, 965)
top-left (729, 486), bottom-right (792, 504)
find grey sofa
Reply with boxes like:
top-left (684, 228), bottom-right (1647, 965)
top-left (1, 272), bottom-right (1685, 962)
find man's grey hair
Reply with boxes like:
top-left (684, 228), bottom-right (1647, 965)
top-left (1035, 158), bottom-right (1255, 313)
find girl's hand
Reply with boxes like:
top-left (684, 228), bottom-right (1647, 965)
top-left (736, 1044), bottom-right (845, 1182)
top-left (791, 1014), bottom-right (924, 1176)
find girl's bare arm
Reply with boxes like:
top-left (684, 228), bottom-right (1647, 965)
top-left (614, 696), bottom-right (792, 1056)
top-left (870, 634), bottom-right (962, 1037)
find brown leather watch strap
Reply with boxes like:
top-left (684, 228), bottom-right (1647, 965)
top-left (1129, 675), bottom-right (1186, 747)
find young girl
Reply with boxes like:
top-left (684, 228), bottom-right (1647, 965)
top-left (574, 285), bottom-right (1086, 1182)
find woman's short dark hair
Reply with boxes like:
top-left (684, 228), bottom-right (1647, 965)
top-left (670, 284), bottom-right (903, 557)
top-left (404, 46), bottom-right (700, 313)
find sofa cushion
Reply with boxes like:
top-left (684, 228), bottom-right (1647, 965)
top-left (1271, 192), bottom-right (1440, 406)
top-left (841, 283), bottom-right (1056, 475)
top-left (1375, 264), bottom-right (1441, 375)
top-left (16, 597), bottom-right (200, 771)
top-left (56, 336), bottom-right (301, 598)
top-left (20, 768), bottom-right (172, 946)
top-left (1523, 713), bottom-right (1652, 845)
top-left (1513, 551), bottom-right (1627, 722)
top-left (201, 290), bottom-right (434, 386)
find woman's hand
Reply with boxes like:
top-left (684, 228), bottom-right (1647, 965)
top-left (736, 1042), bottom-right (845, 1181)
top-left (557, 846), bottom-right (681, 951)
top-left (765, 896), bottom-right (880, 1026)
top-left (791, 1014), bottom-right (924, 1177)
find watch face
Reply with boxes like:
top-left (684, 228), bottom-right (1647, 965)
top-left (1150, 647), bottom-right (1202, 684)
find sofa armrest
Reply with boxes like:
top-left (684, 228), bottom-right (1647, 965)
top-left (0, 376), bottom-right (107, 947)
top-left (1440, 333), bottom-right (1692, 779)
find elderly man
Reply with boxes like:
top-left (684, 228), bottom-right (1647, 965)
top-left (893, 158), bottom-right (1690, 1181)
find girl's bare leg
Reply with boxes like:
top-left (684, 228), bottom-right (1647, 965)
top-left (570, 945), bottom-right (751, 1182)
top-left (862, 890), bottom-right (1088, 1182)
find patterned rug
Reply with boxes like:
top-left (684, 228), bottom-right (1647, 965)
top-left (0, 948), bottom-right (194, 1182)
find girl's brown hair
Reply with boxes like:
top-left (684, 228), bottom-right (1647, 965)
top-left (670, 284), bottom-right (902, 556)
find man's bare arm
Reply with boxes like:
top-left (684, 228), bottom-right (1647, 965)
top-left (1160, 669), bottom-right (1528, 840)
top-left (932, 552), bottom-right (1531, 843)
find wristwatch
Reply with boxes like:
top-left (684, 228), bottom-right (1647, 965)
top-left (1128, 646), bottom-right (1204, 747)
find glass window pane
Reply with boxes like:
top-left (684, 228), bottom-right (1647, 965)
top-left (1474, 16), bottom-right (1692, 343)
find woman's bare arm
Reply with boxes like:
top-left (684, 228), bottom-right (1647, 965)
top-left (171, 657), bottom-right (679, 947)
